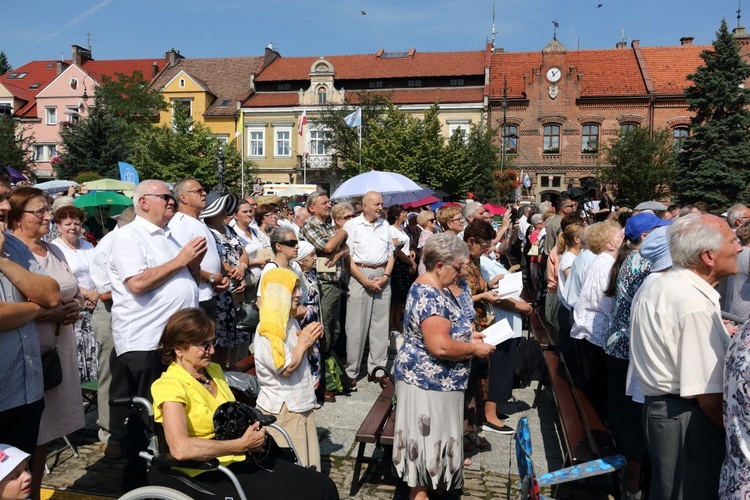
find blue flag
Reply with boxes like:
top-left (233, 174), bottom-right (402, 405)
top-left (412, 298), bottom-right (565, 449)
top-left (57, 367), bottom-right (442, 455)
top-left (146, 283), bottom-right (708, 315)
top-left (344, 108), bottom-right (361, 128)
top-left (118, 162), bottom-right (140, 184)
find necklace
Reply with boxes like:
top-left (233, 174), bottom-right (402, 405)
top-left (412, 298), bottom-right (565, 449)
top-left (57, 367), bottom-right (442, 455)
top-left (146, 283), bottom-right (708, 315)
top-left (193, 372), bottom-right (212, 390)
top-left (425, 272), bottom-right (445, 295)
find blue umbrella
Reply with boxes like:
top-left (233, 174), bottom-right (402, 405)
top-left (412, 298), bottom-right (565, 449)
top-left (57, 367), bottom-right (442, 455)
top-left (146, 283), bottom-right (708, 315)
top-left (1, 166), bottom-right (27, 183)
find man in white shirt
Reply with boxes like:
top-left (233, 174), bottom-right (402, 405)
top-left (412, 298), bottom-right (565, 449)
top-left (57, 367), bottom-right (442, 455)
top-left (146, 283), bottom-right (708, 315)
top-left (108, 180), bottom-right (206, 488)
top-left (168, 179), bottom-right (228, 317)
top-left (89, 206), bottom-right (135, 459)
top-left (630, 214), bottom-right (740, 500)
top-left (343, 191), bottom-right (395, 382)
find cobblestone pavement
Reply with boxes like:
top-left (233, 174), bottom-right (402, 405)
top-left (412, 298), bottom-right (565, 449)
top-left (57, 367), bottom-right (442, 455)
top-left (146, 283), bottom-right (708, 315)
top-left (39, 347), bottom-right (609, 499)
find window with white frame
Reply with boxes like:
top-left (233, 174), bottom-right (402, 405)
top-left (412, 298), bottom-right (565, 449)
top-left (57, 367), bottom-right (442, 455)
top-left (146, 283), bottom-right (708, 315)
top-left (581, 124), bottom-right (599, 153)
top-left (310, 129), bottom-right (328, 155)
top-left (275, 129), bottom-right (292, 157)
top-left (33, 144), bottom-right (58, 162)
top-left (543, 124), bottom-right (561, 153)
top-left (215, 134), bottom-right (229, 145)
top-left (447, 120), bottom-right (470, 144)
top-left (0, 103), bottom-right (11, 116)
top-left (171, 99), bottom-right (192, 118)
top-left (45, 107), bottom-right (57, 125)
top-left (249, 129), bottom-right (264, 157)
top-left (66, 106), bottom-right (80, 124)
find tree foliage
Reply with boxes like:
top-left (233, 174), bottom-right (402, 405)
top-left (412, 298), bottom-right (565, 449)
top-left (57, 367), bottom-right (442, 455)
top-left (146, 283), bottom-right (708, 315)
top-left (318, 95), bottom-right (501, 200)
top-left (597, 127), bottom-right (676, 207)
top-left (0, 116), bottom-right (34, 179)
top-left (673, 19), bottom-right (750, 210)
top-left (56, 105), bottom-right (133, 179)
top-left (94, 71), bottom-right (168, 125)
top-left (0, 51), bottom-right (11, 75)
top-left (131, 103), bottom-right (245, 192)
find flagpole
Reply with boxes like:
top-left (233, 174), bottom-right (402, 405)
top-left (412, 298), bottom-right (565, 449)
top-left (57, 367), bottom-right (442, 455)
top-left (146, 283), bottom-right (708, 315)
top-left (358, 107), bottom-right (362, 168)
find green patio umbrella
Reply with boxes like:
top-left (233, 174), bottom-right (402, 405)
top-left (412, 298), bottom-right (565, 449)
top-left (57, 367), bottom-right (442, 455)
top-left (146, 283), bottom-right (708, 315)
top-left (73, 191), bottom-right (133, 216)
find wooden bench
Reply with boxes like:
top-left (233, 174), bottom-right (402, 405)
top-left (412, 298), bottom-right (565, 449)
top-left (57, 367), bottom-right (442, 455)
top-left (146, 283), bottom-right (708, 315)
top-left (528, 304), bottom-right (621, 497)
top-left (350, 378), bottom-right (396, 496)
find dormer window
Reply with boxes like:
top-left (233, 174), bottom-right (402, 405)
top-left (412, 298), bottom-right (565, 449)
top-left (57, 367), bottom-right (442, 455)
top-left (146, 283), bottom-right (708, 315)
top-left (278, 83), bottom-right (291, 91)
top-left (179, 78), bottom-right (185, 88)
top-left (369, 81), bottom-right (383, 89)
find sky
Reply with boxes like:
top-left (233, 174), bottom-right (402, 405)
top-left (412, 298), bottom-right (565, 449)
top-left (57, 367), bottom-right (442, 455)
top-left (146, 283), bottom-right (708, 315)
top-left (1, 0), bottom-right (744, 68)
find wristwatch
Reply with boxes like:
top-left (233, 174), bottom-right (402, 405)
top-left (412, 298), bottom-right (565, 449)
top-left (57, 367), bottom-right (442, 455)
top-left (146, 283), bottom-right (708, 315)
top-left (208, 274), bottom-right (216, 284)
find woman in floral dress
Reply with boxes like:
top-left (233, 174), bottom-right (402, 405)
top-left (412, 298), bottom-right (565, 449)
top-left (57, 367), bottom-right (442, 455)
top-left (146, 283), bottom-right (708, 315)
top-left (392, 234), bottom-right (494, 500)
top-left (202, 194), bottom-right (249, 367)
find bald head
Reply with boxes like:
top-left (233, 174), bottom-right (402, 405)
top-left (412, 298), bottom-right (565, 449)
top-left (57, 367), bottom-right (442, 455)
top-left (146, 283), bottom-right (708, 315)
top-left (362, 191), bottom-right (384, 222)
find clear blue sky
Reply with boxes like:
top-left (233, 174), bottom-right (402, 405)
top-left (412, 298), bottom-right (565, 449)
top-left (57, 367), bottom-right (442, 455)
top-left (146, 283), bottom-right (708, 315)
top-left (2, 0), bottom-right (741, 68)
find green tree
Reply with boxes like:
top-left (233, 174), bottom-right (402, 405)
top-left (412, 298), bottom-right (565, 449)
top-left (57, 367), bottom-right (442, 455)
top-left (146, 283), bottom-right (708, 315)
top-left (132, 102), bottom-right (244, 192)
top-left (0, 51), bottom-right (11, 75)
top-left (673, 19), bottom-right (750, 210)
top-left (94, 71), bottom-right (168, 125)
top-left (0, 116), bottom-right (34, 179)
top-left (597, 127), bottom-right (676, 207)
top-left (466, 119), bottom-right (503, 202)
top-left (56, 105), bottom-right (133, 179)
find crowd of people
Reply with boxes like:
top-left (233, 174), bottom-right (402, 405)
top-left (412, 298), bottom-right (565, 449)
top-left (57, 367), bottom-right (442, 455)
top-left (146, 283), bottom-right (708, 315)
top-left (2, 165), bottom-right (750, 500)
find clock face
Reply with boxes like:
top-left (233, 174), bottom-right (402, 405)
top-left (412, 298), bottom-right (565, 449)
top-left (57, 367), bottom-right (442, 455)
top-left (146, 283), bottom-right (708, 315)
top-left (546, 67), bottom-right (561, 83)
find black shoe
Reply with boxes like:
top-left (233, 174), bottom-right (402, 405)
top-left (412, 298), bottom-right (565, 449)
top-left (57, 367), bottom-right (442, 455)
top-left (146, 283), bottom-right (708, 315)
top-left (497, 413), bottom-right (510, 421)
top-left (482, 422), bottom-right (515, 435)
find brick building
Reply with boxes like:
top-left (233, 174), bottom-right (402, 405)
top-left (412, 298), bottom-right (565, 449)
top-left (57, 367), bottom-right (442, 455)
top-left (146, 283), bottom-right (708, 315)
top-left (487, 30), bottom-right (750, 203)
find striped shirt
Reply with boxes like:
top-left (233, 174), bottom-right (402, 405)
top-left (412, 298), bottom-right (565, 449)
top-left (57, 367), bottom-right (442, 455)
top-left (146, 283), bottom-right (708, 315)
top-left (0, 233), bottom-right (46, 412)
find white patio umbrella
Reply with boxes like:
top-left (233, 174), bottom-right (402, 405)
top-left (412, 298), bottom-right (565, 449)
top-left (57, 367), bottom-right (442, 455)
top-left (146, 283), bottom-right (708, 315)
top-left (32, 180), bottom-right (79, 195)
top-left (330, 171), bottom-right (433, 206)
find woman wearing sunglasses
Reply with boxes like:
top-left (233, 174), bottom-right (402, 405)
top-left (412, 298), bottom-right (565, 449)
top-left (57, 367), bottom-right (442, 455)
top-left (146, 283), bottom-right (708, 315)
top-left (256, 227), bottom-right (300, 305)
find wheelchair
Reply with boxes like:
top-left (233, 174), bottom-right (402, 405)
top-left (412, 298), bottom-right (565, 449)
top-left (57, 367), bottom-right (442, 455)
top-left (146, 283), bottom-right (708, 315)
top-left (114, 373), bottom-right (300, 500)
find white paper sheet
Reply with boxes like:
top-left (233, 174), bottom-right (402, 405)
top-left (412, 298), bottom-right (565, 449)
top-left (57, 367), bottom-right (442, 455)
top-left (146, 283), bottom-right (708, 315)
top-left (481, 318), bottom-right (520, 345)
top-left (492, 271), bottom-right (523, 298)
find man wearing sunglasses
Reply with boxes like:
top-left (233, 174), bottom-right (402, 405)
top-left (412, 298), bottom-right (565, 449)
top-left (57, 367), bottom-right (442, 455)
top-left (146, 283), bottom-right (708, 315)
top-left (169, 178), bottom-right (228, 318)
top-left (108, 179), bottom-right (208, 488)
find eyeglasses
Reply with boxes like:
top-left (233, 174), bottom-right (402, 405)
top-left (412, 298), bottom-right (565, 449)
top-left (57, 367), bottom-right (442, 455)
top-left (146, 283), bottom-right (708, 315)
top-left (427, 218), bottom-right (436, 223)
top-left (475, 239), bottom-right (491, 250)
top-left (277, 239), bottom-right (299, 247)
top-left (143, 193), bottom-right (173, 203)
top-left (562, 204), bottom-right (575, 210)
top-left (263, 212), bottom-right (277, 218)
top-left (186, 188), bottom-right (206, 195)
top-left (451, 217), bottom-right (464, 223)
top-left (24, 206), bottom-right (52, 218)
top-left (196, 338), bottom-right (218, 352)
top-left (448, 261), bottom-right (466, 273)
top-left (342, 214), bottom-right (354, 220)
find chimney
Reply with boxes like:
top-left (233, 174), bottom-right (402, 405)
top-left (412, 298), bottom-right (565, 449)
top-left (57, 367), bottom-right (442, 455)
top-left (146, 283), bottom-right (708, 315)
top-left (56, 60), bottom-right (69, 75)
top-left (152, 61), bottom-right (159, 78)
top-left (680, 37), bottom-right (694, 46)
top-left (616, 41), bottom-right (627, 49)
top-left (166, 48), bottom-right (183, 66)
top-left (71, 44), bottom-right (92, 66)
top-left (407, 48), bottom-right (416, 57)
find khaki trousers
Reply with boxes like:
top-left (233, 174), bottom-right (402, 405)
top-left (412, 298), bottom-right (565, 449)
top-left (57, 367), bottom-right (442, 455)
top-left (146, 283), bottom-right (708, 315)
top-left (264, 403), bottom-right (320, 471)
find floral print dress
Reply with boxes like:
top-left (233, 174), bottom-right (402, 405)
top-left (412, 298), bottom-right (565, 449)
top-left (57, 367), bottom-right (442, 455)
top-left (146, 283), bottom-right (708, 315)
top-left (300, 268), bottom-right (322, 389)
top-left (720, 320), bottom-right (750, 499)
top-left (208, 224), bottom-right (247, 347)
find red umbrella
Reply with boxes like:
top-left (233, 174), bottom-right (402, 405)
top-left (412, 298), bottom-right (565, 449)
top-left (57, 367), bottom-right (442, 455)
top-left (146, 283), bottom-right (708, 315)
top-left (403, 195), bottom-right (440, 209)
top-left (483, 203), bottom-right (508, 215)
top-left (440, 202), bottom-right (462, 208)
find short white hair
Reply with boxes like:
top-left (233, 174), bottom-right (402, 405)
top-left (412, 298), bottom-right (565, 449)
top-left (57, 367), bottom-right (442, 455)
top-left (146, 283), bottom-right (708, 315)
top-left (668, 214), bottom-right (724, 269)
top-left (462, 202), bottom-right (483, 220)
top-left (726, 204), bottom-right (749, 227)
top-left (133, 179), bottom-right (168, 205)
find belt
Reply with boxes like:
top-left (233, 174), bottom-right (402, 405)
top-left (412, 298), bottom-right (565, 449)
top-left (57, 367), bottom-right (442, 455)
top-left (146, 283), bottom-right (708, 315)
top-left (354, 262), bottom-right (387, 269)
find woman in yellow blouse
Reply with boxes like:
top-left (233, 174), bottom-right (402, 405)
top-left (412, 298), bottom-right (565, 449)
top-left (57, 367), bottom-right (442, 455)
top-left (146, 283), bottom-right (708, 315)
top-left (151, 308), bottom-right (338, 499)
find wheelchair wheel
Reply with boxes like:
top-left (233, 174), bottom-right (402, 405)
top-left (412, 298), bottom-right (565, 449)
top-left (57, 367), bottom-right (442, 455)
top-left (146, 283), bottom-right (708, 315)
top-left (118, 485), bottom-right (194, 499)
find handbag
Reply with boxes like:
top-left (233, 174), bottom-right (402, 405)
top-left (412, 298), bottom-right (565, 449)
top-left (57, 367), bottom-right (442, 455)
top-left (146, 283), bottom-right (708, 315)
top-left (235, 271), bottom-right (260, 333)
top-left (527, 242), bottom-right (540, 257)
top-left (213, 401), bottom-right (276, 440)
top-left (41, 324), bottom-right (63, 391)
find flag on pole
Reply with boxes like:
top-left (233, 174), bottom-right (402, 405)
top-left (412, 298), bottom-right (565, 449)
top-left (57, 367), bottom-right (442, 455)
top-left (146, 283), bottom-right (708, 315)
top-left (344, 108), bottom-right (361, 128)
top-left (297, 110), bottom-right (307, 136)
top-left (118, 162), bottom-right (140, 184)
top-left (523, 172), bottom-right (531, 188)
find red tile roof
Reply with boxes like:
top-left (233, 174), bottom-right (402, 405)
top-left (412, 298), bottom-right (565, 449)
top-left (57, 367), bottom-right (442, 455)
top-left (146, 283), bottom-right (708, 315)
top-left (245, 86), bottom-right (484, 108)
top-left (1, 57), bottom-right (168, 118)
top-left (151, 57), bottom-right (265, 116)
top-left (256, 50), bottom-right (486, 82)
top-left (639, 45), bottom-right (708, 94)
top-left (573, 49), bottom-right (646, 95)
top-left (489, 52), bottom-right (543, 98)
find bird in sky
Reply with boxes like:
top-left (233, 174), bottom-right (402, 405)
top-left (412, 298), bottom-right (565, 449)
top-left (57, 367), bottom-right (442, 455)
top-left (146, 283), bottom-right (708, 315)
top-left (597, 3), bottom-right (603, 7)
top-left (361, 10), bottom-right (366, 15)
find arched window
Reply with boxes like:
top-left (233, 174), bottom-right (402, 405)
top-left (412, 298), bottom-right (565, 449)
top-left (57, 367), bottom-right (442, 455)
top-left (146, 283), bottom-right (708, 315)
top-left (503, 125), bottom-right (518, 153)
top-left (620, 122), bottom-right (638, 134)
top-left (543, 124), bottom-right (560, 153)
top-left (317, 87), bottom-right (327, 105)
top-left (673, 127), bottom-right (689, 151)
top-left (581, 124), bottom-right (599, 153)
